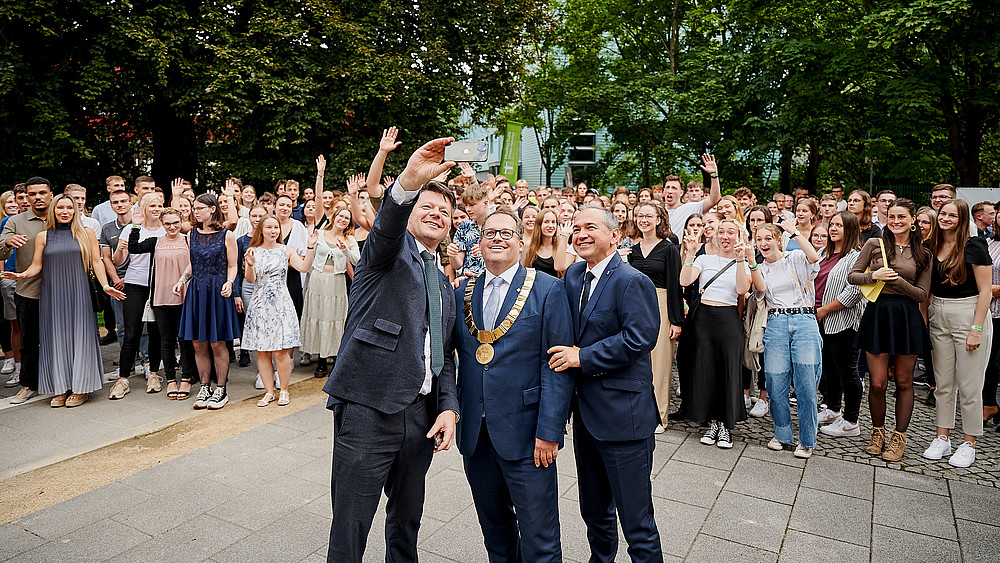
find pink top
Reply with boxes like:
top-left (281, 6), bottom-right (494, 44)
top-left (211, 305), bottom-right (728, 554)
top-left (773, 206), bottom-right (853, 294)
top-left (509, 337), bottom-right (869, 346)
top-left (153, 236), bottom-right (190, 306)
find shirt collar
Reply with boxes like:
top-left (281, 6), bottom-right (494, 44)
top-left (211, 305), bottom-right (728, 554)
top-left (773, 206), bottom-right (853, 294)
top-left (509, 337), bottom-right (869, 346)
top-left (586, 252), bottom-right (616, 281)
top-left (484, 262), bottom-right (519, 289)
top-left (414, 239), bottom-right (438, 266)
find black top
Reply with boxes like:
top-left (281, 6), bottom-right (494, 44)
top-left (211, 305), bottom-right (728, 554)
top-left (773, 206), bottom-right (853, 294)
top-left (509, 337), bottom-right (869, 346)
top-left (860, 224), bottom-right (882, 243)
top-left (532, 254), bottom-right (557, 278)
top-left (628, 238), bottom-right (685, 326)
top-left (931, 237), bottom-right (992, 299)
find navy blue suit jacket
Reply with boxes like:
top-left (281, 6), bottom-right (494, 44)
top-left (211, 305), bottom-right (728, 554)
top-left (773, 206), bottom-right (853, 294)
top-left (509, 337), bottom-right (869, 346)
top-left (453, 266), bottom-right (575, 460)
top-left (564, 253), bottom-right (660, 441)
top-left (323, 188), bottom-right (458, 416)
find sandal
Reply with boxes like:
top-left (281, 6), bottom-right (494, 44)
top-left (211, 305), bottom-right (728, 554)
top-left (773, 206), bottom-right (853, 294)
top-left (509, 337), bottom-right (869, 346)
top-left (257, 392), bottom-right (275, 407)
top-left (166, 381), bottom-right (179, 399)
top-left (176, 380), bottom-right (192, 400)
top-left (50, 392), bottom-right (71, 408)
top-left (278, 390), bottom-right (290, 406)
top-left (65, 393), bottom-right (89, 407)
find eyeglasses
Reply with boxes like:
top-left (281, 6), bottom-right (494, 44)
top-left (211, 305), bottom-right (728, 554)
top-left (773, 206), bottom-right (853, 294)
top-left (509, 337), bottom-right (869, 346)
top-left (162, 221), bottom-right (181, 227)
top-left (482, 228), bottom-right (516, 240)
top-left (635, 214), bottom-right (656, 220)
top-left (931, 194), bottom-right (950, 200)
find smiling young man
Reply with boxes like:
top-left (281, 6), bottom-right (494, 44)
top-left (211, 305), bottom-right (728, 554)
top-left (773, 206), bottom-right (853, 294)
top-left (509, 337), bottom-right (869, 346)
top-left (661, 155), bottom-right (722, 236)
top-left (0, 178), bottom-right (53, 404)
top-left (549, 206), bottom-right (663, 562)
top-left (323, 136), bottom-right (461, 563)
top-left (452, 209), bottom-right (574, 562)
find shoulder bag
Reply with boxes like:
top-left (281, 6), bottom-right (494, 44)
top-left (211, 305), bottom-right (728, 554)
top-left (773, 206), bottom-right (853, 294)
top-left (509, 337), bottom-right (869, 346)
top-left (858, 238), bottom-right (888, 302)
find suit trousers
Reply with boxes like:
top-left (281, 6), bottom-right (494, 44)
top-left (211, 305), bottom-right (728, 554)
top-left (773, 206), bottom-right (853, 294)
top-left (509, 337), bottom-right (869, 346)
top-left (650, 288), bottom-right (676, 427)
top-left (929, 296), bottom-right (992, 436)
top-left (573, 416), bottom-right (662, 563)
top-left (328, 394), bottom-right (434, 563)
top-left (463, 423), bottom-right (562, 563)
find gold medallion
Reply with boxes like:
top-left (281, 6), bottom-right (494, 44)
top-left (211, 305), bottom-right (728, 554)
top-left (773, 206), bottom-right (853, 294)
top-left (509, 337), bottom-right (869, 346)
top-left (476, 343), bottom-right (495, 364)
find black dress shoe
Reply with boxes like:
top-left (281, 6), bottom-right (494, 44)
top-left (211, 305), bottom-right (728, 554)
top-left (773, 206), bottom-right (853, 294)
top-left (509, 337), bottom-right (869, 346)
top-left (314, 358), bottom-right (329, 378)
top-left (925, 390), bottom-right (936, 407)
top-left (238, 350), bottom-right (251, 368)
top-left (99, 332), bottom-right (118, 346)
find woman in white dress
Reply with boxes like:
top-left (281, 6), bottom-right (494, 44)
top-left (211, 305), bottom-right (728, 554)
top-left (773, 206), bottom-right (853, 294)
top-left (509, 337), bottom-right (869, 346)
top-left (241, 215), bottom-right (317, 406)
top-left (300, 208), bottom-right (359, 377)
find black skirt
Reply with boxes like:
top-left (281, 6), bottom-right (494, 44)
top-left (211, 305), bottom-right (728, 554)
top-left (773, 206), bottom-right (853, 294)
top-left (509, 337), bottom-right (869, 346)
top-left (677, 304), bottom-right (747, 429)
top-left (854, 294), bottom-right (929, 355)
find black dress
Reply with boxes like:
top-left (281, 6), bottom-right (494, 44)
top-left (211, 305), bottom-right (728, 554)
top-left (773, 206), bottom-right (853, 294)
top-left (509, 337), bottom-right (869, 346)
top-left (531, 254), bottom-right (558, 278)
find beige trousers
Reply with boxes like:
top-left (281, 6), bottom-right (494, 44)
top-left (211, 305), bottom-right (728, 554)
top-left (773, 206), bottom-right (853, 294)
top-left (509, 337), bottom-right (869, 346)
top-left (650, 288), bottom-right (676, 427)
top-left (929, 295), bottom-right (992, 436)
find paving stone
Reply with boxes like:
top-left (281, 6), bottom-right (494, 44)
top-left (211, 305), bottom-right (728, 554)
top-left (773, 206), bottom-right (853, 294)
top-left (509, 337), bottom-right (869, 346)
top-left (778, 530), bottom-right (869, 563)
top-left (788, 487), bottom-right (871, 547)
top-left (110, 514), bottom-right (250, 562)
top-left (949, 479), bottom-right (1000, 525)
top-left (870, 524), bottom-right (960, 562)
top-left (652, 497), bottom-right (709, 558)
top-left (956, 518), bottom-right (1000, 563)
top-left (110, 478), bottom-right (243, 535)
top-left (276, 427), bottom-right (335, 458)
top-left (740, 442), bottom-right (808, 468)
top-left (801, 455), bottom-right (874, 500)
top-left (422, 468), bottom-right (475, 522)
top-left (873, 484), bottom-right (957, 540)
top-left (700, 491), bottom-right (791, 553)
top-left (207, 475), bottom-right (327, 530)
top-left (650, 440), bottom-right (682, 478)
top-left (670, 435), bottom-right (746, 471)
top-left (685, 534), bottom-right (777, 563)
top-left (650, 460), bottom-right (727, 508)
top-left (295, 457), bottom-right (333, 486)
top-left (724, 456), bottom-right (802, 505)
top-left (416, 504), bottom-right (488, 562)
top-left (12, 481), bottom-right (152, 540)
top-left (14, 518), bottom-right (150, 562)
top-left (206, 446), bottom-right (317, 491)
top-left (211, 510), bottom-right (330, 562)
top-left (269, 404), bottom-right (333, 433)
top-left (0, 524), bottom-right (45, 558)
top-left (874, 466), bottom-right (948, 496)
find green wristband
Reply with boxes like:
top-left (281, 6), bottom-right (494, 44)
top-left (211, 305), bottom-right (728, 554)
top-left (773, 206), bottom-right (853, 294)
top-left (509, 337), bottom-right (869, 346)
top-left (973, 325), bottom-right (984, 331)
top-left (102, 285), bottom-right (110, 291)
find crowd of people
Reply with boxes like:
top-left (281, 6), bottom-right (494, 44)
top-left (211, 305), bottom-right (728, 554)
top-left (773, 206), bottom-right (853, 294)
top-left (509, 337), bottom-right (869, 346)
top-left (2, 130), bottom-right (997, 562)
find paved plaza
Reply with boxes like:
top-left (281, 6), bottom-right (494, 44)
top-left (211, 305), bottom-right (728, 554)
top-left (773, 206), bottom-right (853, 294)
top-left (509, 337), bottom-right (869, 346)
top-left (2, 341), bottom-right (1000, 561)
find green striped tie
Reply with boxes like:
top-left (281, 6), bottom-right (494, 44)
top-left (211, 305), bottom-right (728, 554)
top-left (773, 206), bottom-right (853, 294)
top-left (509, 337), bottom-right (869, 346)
top-left (420, 250), bottom-right (444, 376)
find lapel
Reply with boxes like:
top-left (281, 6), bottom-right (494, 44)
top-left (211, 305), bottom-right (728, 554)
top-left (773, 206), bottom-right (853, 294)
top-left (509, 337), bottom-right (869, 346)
top-left (495, 265), bottom-right (527, 323)
top-left (471, 274), bottom-right (485, 329)
top-left (578, 253), bottom-right (622, 337)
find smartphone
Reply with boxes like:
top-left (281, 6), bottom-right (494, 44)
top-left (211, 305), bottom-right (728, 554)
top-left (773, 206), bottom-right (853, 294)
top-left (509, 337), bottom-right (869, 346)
top-left (444, 141), bottom-right (489, 162)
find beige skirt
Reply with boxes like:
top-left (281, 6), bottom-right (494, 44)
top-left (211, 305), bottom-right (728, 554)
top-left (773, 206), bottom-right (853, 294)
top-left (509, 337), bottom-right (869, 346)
top-left (299, 270), bottom-right (349, 357)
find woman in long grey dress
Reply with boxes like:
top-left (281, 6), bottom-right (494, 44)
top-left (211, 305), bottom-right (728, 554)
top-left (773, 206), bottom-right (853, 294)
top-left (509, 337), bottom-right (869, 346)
top-left (242, 215), bottom-right (316, 406)
top-left (4, 195), bottom-right (124, 407)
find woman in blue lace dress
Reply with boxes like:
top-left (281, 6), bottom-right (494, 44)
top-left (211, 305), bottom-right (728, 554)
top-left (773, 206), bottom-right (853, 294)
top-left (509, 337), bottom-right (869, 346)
top-left (173, 194), bottom-right (240, 410)
top-left (242, 215), bottom-right (316, 407)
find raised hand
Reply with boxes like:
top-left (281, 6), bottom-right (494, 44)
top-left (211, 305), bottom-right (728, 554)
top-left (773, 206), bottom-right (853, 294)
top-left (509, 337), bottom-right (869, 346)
top-left (244, 248), bottom-right (255, 270)
top-left (379, 127), bottom-right (401, 153)
top-left (396, 137), bottom-right (457, 192)
top-left (559, 221), bottom-right (573, 238)
top-left (171, 178), bottom-right (184, 195)
top-left (335, 238), bottom-right (347, 250)
top-left (485, 173), bottom-right (497, 189)
top-left (131, 205), bottom-right (144, 226)
top-left (699, 154), bottom-right (718, 176)
top-left (382, 175), bottom-right (395, 188)
top-left (307, 230), bottom-right (319, 248)
top-left (733, 240), bottom-right (747, 260)
top-left (778, 216), bottom-right (797, 234)
top-left (682, 234), bottom-right (699, 256)
top-left (459, 162), bottom-right (476, 179)
top-left (316, 154), bottom-right (327, 176)
top-left (346, 175), bottom-right (359, 195)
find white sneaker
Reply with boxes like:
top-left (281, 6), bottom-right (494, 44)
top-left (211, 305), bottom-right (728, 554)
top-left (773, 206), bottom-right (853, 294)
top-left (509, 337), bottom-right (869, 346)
top-left (654, 425), bottom-right (666, 434)
top-left (922, 436), bottom-right (952, 460)
top-left (767, 437), bottom-right (785, 451)
top-left (105, 368), bottom-right (120, 383)
top-left (744, 394), bottom-right (751, 409)
top-left (794, 444), bottom-right (813, 459)
top-left (4, 372), bottom-right (19, 388)
top-left (817, 408), bottom-right (841, 424)
top-left (143, 360), bottom-right (151, 379)
top-left (749, 400), bottom-right (769, 418)
top-left (948, 441), bottom-right (976, 468)
top-left (9, 387), bottom-right (37, 404)
top-left (819, 417), bottom-right (861, 437)
top-left (0, 358), bottom-right (14, 374)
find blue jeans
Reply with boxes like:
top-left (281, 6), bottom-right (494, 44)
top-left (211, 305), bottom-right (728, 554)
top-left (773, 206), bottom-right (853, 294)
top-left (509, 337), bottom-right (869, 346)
top-left (763, 313), bottom-right (823, 448)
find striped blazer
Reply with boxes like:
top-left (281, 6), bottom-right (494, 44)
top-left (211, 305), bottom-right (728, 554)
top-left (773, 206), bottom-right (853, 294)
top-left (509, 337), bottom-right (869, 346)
top-left (820, 248), bottom-right (865, 334)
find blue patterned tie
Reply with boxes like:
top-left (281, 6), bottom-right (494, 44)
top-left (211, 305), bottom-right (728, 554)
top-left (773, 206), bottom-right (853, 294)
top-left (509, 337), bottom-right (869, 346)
top-left (421, 251), bottom-right (444, 376)
top-left (483, 277), bottom-right (505, 331)
top-left (580, 271), bottom-right (595, 324)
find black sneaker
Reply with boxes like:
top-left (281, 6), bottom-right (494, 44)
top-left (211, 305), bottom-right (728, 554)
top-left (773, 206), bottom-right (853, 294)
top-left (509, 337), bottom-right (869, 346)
top-left (717, 426), bottom-right (733, 449)
top-left (207, 386), bottom-right (229, 410)
top-left (925, 390), bottom-right (937, 407)
top-left (238, 350), bottom-right (251, 368)
top-left (313, 357), bottom-right (329, 378)
top-left (700, 422), bottom-right (720, 445)
top-left (193, 385), bottom-right (213, 409)
top-left (99, 332), bottom-right (118, 346)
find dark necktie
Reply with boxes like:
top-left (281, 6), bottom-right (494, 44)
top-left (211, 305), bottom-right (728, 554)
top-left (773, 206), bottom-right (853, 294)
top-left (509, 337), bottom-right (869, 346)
top-left (580, 271), bottom-right (595, 323)
top-left (420, 250), bottom-right (444, 376)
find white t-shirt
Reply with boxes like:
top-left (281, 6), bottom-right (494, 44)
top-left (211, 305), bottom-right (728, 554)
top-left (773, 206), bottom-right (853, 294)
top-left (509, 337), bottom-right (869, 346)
top-left (666, 201), bottom-right (705, 234)
top-left (120, 225), bottom-right (166, 286)
top-left (81, 215), bottom-right (100, 234)
top-left (693, 254), bottom-right (749, 306)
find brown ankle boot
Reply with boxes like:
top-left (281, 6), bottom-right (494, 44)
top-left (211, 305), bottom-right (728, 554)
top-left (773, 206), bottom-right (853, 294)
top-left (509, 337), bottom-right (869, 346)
top-left (865, 427), bottom-right (887, 455)
top-left (882, 430), bottom-right (907, 462)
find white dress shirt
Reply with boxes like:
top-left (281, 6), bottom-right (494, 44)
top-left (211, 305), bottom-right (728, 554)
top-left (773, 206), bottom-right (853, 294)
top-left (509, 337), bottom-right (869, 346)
top-left (581, 252), bottom-right (616, 308)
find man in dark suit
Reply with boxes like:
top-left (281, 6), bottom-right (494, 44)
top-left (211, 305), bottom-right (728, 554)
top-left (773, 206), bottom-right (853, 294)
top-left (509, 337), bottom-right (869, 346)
top-left (549, 206), bottom-right (663, 562)
top-left (453, 209), bottom-right (575, 562)
top-left (323, 137), bottom-right (459, 562)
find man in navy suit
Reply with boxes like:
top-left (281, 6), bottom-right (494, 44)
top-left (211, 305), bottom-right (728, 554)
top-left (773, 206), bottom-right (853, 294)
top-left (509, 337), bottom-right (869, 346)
top-left (549, 206), bottom-right (663, 562)
top-left (323, 137), bottom-right (459, 562)
top-left (453, 209), bottom-right (575, 562)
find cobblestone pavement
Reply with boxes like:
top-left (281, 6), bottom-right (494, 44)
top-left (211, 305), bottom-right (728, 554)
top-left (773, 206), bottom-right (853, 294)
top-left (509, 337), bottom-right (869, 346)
top-left (668, 378), bottom-right (1000, 488)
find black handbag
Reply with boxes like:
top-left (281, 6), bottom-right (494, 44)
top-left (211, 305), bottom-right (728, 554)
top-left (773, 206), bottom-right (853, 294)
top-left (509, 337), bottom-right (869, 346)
top-left (89, 269), bottom-right (107, 313)
top-left (687, 258), bottom-right (737, 321)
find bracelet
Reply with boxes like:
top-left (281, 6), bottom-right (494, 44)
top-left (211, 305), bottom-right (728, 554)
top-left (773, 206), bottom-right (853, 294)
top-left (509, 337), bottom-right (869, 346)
top-left (973, 325), bottom-right (984, 331)
top-left (749, 264), bottom-right (759, 271)
top-left (307, 246), bottom-right (315, 250)
top-left (710, 172), bottom-right (719, 179)
top-left (177, 277), bottom-right (187, 285)
top-left (102, 285), bottom-right (110, 291)
top-left (683, 261), bottom-right (695, 267)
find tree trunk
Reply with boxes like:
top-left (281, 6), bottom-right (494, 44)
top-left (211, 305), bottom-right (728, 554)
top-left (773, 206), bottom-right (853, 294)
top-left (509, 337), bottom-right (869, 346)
top-left (804, 142), bottom-right (821, 193)
top-left (778, 145), bottom-right (793, 194)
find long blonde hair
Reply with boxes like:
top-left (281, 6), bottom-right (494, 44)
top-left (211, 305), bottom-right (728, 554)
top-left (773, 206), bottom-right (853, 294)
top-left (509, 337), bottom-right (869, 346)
top-left (46, 194), bottom-right (92, 270)
top-left (0, 191), bottom-right (14, 219)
